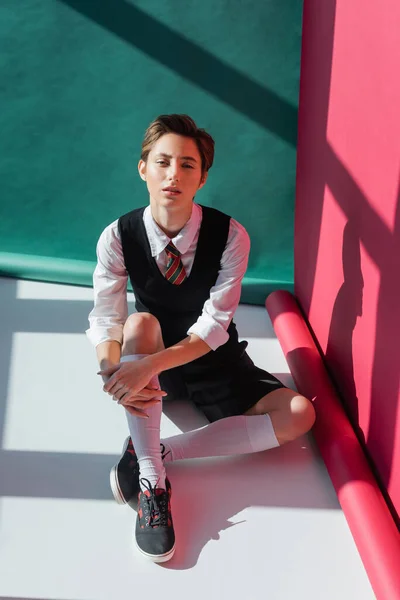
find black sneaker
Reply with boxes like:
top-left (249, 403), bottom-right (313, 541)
top-left (110, 437), bottom-right (171, 505)
top-left (135, 477), bottom-right (175, 563)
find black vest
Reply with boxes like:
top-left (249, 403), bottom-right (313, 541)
top-left (118, 205), bottom-right (245, 370)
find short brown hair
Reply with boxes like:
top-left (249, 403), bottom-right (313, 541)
top-left (140, 114), bottom-right (215, 175)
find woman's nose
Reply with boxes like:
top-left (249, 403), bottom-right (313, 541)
top-left (168, 165), bottom-right (180, 180)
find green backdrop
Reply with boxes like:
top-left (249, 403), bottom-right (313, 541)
top-left (0, 0), bottom-right (301, 304)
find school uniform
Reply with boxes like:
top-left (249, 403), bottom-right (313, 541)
top-left (87, 203), bottom-right (286, 422)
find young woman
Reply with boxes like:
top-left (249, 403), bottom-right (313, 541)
top-left (87, 114), bottom-right (316, 563)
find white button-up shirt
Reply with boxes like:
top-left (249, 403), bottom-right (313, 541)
top-left (86, 203), bottom-right (250, 351)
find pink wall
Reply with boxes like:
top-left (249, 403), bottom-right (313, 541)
top-left (295, 0), bottom-right (400, 526)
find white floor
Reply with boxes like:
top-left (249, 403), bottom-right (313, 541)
top-left (0, 277), bottom-right (375, 600)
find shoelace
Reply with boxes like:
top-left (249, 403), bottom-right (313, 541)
top-left (140, 478), bottom-right (168, 527)
top-left (127, 440), bottom-right (170, 469)
top-left (160, 443), bottom-right (172, 462)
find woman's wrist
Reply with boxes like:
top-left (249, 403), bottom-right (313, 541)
top-left (96, 340), bottom-right (121, 371)
top-left (145, 352), bottom-right (165, 377)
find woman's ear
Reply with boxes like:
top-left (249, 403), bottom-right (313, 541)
top-left (138, 159), bottom-right (147, 181)
top-left (198, 171), bottom-right (208, 190)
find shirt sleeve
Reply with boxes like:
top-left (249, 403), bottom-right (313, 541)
top-left (187, 218), bottom-right (250, 350)
top-left (85, 220), bottom-right (129, 347)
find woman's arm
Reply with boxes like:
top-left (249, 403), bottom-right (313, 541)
top-left (186, 217), bottom-right (250, 350)
top-left (147, 332), bottom-right (210, 374)
top-left (97, 340), bottom-right (122, 383)
top-left (86, 221), bottom-right (128, 352)
top-left (100, 333), bottom-right (210, 404)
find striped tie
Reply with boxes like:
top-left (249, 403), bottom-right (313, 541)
top-left (164, 241), bottom-right (187, 285)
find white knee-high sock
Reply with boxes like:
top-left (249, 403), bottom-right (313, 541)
top-left (161, 414), bottom-right (280, 462)
top-left (120, 354), bottom-right (166, 491)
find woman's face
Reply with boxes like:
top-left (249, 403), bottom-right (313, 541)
top-left (138, 133), bottom-right (207, 212)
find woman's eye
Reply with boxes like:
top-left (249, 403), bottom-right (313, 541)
top-left (156, 161), bottom-right (193, 169)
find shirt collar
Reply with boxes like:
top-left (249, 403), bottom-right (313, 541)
top-left (143, 203), bottom-right (202, 257)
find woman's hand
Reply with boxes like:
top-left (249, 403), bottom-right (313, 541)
top-left (117, 386), bottom-right (165, 418)
top-left (98, 359), bottom-right (167, 418)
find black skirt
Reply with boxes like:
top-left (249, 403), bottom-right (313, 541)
top-left (158, 341), bottom-right (287, 423)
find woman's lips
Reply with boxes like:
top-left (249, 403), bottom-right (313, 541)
top-left (162, 188), bottom-right (182, 196)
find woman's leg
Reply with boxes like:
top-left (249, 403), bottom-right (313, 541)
top-left (160, 389), bottom-right (315, 462)
top-left (121, 319), bottom-right (316, 466)
top-left (121, 312), bottom-right (167, 490)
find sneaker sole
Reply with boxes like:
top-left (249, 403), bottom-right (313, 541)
top-left (109, 437), bottom-right (131, 505)
top-left (134, 538), bottom-right (176, 563)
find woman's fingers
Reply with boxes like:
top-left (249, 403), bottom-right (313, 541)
top-left (111, 386), bottom-right (127, 400)
top-left (110, 384), bottom-right (168, 406)
top-left (138, 388), bottom-right (168, 399)
top-left (105, 377), bottom-right (124, 395)
top-left (121, 398), bottom-right (161, 409)
top-left (112, 389), bottom-right (162, 408)
top-left (113, 387), bottom-right (167, 401)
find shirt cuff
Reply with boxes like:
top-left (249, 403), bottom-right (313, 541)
top-left (187, 319), bottom-right (229, 351)
top-left (85, 325), bottom-right (124, 348)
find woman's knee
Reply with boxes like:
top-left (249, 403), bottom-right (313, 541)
top-left (122, 313), bottom-right (164, 355)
